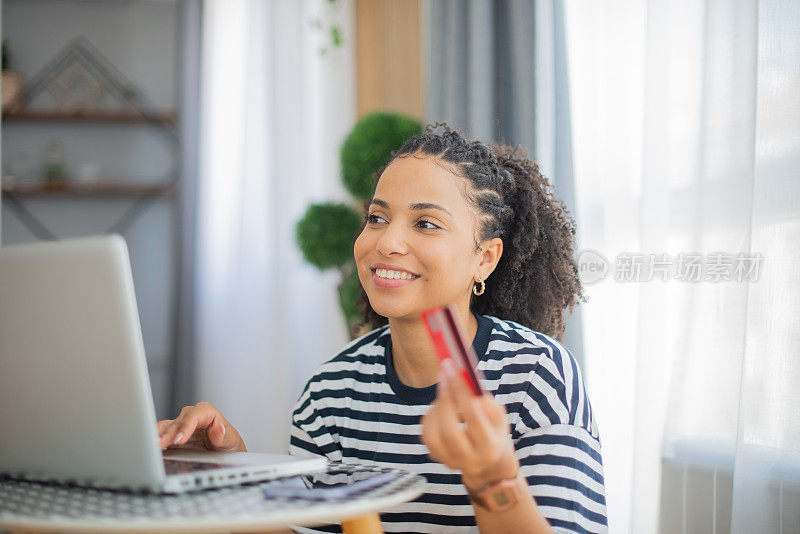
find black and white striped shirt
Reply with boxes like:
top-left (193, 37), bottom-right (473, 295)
top-left (289, 314), bottom-right (607, 533)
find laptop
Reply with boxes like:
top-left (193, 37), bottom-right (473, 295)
top-left (0, 234), bottom-right (326, 493)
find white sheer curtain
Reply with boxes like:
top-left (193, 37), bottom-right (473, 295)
top-left (730, 2), bottom-right (800, 530)
top-left (565, 0), bottom-right (800, 532)
top-left (195, 0), bottom-right (353, 453)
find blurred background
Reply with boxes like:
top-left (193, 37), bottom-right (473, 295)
top-left (1, 0), bottom-right (798, 532)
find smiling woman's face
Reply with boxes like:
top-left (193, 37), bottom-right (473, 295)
top-left (354, 154), bottom-right (487, 321)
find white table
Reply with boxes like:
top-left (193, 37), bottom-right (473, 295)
top-left (0, 464), bottom-right (426, 534)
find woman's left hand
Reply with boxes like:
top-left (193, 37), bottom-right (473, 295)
top-left (421, 360), bottom-right (520, 490)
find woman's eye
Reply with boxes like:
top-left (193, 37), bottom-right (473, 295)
top-left (365, 214), bottom-right (386, 225)
top-left (416, 219), bottom-right (441, 230)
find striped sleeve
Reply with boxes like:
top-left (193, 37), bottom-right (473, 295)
top-left (517, 424), bottom-right (607, 533)
top-left (289, 383), bottom-right (342, 462)
top-left (512, 333), bottom-right (608, 533)
top-left (288, 327), bottom-right (390, 461)
top-left (288, 385), bottom-right (344, 534)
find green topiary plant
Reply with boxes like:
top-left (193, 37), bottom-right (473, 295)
top-left (296, 202), bottom-right (363, 270)
top-left (341, 112), bottom-right (424, 200)
top-left (296, 111), bottom-right (423, 337)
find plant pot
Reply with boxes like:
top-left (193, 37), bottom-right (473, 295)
top-left (2, 70), bottom-right (24, 109)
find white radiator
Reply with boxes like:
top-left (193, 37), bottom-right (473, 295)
top-left (659, 441), bottom-right (800, 534)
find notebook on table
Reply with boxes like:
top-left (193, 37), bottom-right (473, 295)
top-left (0, 234), bottom-right (326, 493)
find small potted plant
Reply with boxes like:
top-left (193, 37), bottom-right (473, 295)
top-left (296, 111), bottom-right (423, 337)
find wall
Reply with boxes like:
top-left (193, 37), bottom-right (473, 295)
top-left (1, 0), bottom-right (181, 418)
top-left (355, 0), bottom-right (424, 119)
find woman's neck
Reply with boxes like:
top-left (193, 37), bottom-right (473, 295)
top-left (389, 308), bottom-right (479, 388)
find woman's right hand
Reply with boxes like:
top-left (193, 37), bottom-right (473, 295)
top-left (157, 402), bottom-right (247, 453)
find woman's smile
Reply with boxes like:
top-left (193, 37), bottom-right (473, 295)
top-left (370, 263), bottom-right (419, 289)
top-left (371, 263), bottom-right (421, 288)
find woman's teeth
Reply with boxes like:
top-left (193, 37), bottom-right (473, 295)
top-left (376, 269), bottom-right (416, 280)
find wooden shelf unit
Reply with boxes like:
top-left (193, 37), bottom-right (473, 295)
top-left (1, 181), bottom-right (175, 198)
top-left (2, 107), bottom-right (177, 125)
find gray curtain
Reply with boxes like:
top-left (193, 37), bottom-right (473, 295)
top-left (426, 0), bottom-right (584, 366)
top-left (170, 0), bottom-right (202, 415)
top-left (427, 0), bottom-right (535, 149)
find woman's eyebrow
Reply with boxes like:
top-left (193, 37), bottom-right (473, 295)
top-left (369, 198), bottom-right (390, 209)
top-left (370, 198), bottom-right (453, 217)
top-left (410, 202), bottom-right (452, 217)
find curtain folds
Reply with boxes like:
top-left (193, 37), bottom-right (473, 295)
top-left (566, 0), bottom-right (800, 531)
top-left (730, 1), bottom-right (800, 530)
top-left (194, 0), bottom-right (354, 453)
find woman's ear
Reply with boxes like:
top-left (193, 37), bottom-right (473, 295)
top-left (477, 237), bottom-right (503, 280)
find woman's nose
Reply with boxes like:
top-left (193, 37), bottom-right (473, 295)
top-left (376, 223), bottom-right (408, 257)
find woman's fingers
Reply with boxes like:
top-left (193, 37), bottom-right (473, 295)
top-left (423, 411), bottom-right (472, 469)
top-left (482, 393), bottom-right (510, 431)
top-left (443, 366), bottom-right (502, 465)
top-left (422, 361), bottom-right (518, 480)
top-left (436, 410), bottom-right (474, 467)
top-left (159, 414), bottom-right (185, 448)
top-left (156, 420), bottom-right (175, 449)
top-left (422, 375), bottom-right (459, 465)
top-left (462, 396), bottom-right (498, 458)
top-left (156, 402), bottom-right (247, 453)
top-left (421, 364), bottom-right (476, 469)
top-left (156, 419), bottom-right (173, 435)
top-left (207, 417), bottom-right (227, 448)
top-left (420, 409), bottom-right (446, 463)
top-left (171, 414), bottom-right (201, 446)
top-left (158, 403), bottom-right (219, 450)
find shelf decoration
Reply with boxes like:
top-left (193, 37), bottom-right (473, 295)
top-left (3, 36), bottom-right (176, 140)
top-left (2, 40), bottom-right (25, 109)
top-left (44, 140), bottom-right (65, 183)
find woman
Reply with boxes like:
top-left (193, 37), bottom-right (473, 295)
top-left (158, 127), bottom-right (607, 533)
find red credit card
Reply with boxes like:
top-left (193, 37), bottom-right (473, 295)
top-left (421, 306), bottom-right (484, 396)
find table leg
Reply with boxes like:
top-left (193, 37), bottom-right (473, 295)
top-left (341, 512), bottom-right (382, 534)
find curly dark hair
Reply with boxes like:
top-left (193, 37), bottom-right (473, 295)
top-left (356, 124), bottom-right (583, 340)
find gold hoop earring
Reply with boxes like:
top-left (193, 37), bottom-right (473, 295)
top-left (473, 278), bottom-right (485, 296)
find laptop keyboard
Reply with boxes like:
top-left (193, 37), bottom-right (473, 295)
top-left (163, 459), bottom-right (234, 475)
